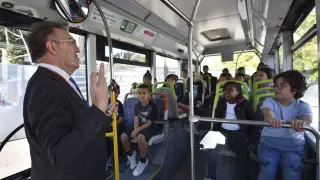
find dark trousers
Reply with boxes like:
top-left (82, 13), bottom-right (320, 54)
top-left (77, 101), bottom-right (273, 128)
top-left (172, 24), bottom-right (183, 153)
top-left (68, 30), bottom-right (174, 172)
top-left (207, 129), bottom-right (250, 180)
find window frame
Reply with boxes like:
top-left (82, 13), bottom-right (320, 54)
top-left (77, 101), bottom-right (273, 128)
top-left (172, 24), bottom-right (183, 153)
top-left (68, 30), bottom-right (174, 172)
top-left (96, 34), bottom-right (151, 67)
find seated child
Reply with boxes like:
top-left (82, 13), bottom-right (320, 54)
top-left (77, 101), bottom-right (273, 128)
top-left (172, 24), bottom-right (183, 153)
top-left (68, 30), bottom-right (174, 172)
top-left (164, 74), bottom-right (184, 102)
top-left (237, 66), bottom-right (251, 80)
top-left (178, 72), bottom-right (203, 114)
top-left (143, 70), bottom-right (153, 92)
top-left (206, 81), bottom-right (255, 180)
top-left (164, 74), bottom-right (177, 87)
top-left (254, 67), bottom-right (276, 88)
top-left (121, 84), bottom-right (158, 176)
top-left (258, 70), bottom-right (312, 180)
top-left (235, 72), bottom-right (251, 93)
top-left (235, 73), bottom-right (246, 82)
top-left (218, 72), bottom-right (233, 83)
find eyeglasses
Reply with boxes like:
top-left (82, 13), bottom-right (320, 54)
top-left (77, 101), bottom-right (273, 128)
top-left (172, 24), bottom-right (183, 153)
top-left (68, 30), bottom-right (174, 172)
top-left (272, 83), bottom-right (290, 90)
top-left (52, 39), bottom-right (77, 46)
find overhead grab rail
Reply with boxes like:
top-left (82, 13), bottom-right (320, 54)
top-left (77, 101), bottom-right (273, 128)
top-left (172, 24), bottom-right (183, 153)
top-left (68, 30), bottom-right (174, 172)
top-left (195, 116), bottom-right (320, 180)
top-left (160, 0), bottom-right (191, 26)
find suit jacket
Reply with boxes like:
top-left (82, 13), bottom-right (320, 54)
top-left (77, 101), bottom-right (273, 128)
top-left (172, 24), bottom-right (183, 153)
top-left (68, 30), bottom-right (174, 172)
top-left (23, 66), bottom-right (112, 180)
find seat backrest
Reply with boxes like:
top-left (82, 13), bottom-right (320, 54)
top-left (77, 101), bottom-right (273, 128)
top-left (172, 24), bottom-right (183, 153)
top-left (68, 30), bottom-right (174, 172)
top-left (154, 88), bottom-right (178, 120)
top-left (123, 97), bottom-right (139, 128)
top-left (253, 92), bottom-right (275, 112)
top-left (212, 92), bottom-right (223, 116)
top-left (152, 99), bottom-right (165, 121)
top-left (153, 82), bottom-right (176, 99)
top-left (148, 92), bottom-right (169, 146)
top-left (247, 77), bottom-right (252, 90)
top-left (252, 79), bottom-right (273, 98)
top-left (152, 92), bottom-right (168, 132)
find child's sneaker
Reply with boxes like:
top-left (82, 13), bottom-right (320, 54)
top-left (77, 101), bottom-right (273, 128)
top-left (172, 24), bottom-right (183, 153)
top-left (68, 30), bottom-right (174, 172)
top-left (127, 151), bottom-right (137, 169)
top-left (133, 159), bottom-right (149, 176)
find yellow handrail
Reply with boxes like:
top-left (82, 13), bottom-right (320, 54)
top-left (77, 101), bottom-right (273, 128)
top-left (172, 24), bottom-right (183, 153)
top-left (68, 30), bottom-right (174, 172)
top-left (105, 92), bottom-right (120, 180)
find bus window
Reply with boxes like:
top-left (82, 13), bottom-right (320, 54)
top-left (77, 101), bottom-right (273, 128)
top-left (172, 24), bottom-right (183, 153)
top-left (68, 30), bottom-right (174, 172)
top-left (0, 26), bottom-right (32, 178)
top-left (166, 57), bottom-right (179, 75)
top-left (114, 64), bottom-right (149, 102)
top-left (97, 61), bottom-right (149, 103)
top-left (70, 33), bottom-right (87, 99)
top-left (201, 52), bottom-right (260, 78)
top-left (279, 45), bottom-right (283, 72)
top-left (156, 55), bottom-right (165, 82)
top-left (293, 6), bottom-right (318, 130)
top-left (105, 47), bottom-right (146, 63)
top-left (293, 8), bottom-right (316, 43)
top-left (293, 36), bottom-right (318, 130)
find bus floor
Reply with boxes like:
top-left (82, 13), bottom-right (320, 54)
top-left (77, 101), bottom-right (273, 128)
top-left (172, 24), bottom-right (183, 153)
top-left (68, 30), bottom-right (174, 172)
top-left (173, 135), bottom-right (261, 180)
top-left (105, 123), bottom-right (190, 180)
top-left (172, 144), bottom-right (206, 180)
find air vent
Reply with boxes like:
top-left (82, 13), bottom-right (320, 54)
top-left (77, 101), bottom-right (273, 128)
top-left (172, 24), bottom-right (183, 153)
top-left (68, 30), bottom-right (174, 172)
top-left (201, 28), bottom-right (231, 41)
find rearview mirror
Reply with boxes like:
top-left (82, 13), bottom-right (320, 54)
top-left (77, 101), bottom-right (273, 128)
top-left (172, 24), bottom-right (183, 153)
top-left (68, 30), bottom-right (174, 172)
top-left (54, 0), bottom-right (92, 23)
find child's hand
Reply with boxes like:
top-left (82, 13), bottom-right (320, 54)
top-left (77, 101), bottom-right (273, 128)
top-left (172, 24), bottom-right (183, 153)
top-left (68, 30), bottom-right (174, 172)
top-left (267, 117), bottom-right (282, 128)
top-left (131, 129), bottom-right (139, 138)
top-left (107, 102), bottom-right (118, 115)
top-left (286, 120), bottom-right (304, 132)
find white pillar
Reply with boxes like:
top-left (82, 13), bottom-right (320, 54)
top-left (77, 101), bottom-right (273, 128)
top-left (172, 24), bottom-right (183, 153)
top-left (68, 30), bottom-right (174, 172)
top-left (151, 52), bottom-right (157, 84)
top-left (86, 34), bottom-right (97, 104)
top-left (281, 31), bottom-right (293, 71)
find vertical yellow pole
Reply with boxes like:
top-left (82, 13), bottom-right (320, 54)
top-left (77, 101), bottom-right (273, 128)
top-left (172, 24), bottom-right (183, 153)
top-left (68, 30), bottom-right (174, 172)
top-left (111, 92), bottom-right (120, 180)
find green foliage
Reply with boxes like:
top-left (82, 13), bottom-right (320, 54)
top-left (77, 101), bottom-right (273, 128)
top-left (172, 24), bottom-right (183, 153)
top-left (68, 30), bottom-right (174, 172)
top-left (293, 9), bottom-right (318, 85)
top-left (279, 46), bottom-right (283, 72)
top-left (0, 26), bottom-right (28, 64)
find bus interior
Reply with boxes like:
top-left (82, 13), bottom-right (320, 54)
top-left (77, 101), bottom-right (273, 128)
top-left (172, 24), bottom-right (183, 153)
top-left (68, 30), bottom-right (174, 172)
top-left (0, 0), bottom-right (320, 180)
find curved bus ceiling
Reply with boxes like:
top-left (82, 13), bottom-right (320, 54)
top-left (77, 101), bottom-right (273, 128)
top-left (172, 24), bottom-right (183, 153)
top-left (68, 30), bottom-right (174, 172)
top-left (0, 0), bottom-right (294, 59)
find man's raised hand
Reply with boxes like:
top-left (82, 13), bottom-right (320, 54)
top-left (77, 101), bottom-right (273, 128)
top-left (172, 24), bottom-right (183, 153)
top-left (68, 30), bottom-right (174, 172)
top-left (90, 63), bottom-right (108, 112)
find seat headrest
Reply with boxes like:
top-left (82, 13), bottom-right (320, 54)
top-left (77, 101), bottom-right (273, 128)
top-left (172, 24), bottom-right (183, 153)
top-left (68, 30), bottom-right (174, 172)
top-left (123, 98), bottom-right (139, 127)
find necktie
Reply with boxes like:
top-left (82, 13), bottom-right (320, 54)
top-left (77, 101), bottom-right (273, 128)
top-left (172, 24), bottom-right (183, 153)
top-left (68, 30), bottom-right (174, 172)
top-left (69, 77), bottom-right (86, 101)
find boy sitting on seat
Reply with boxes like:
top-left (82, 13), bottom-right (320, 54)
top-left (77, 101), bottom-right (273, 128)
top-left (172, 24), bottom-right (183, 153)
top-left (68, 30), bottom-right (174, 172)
top-left (121, 84), bottom-right (158, 176)
top-left (258, 70), bottom-right (312, 180)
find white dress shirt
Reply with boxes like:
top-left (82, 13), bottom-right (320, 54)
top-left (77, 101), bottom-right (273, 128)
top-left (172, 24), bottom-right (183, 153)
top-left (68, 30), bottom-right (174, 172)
top-left (39, 63), bottom-right (83, 99)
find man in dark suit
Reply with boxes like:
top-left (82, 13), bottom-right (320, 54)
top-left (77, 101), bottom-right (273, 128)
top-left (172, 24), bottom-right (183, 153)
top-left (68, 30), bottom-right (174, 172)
top-left (23, 21), bottom-right (116, 180)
